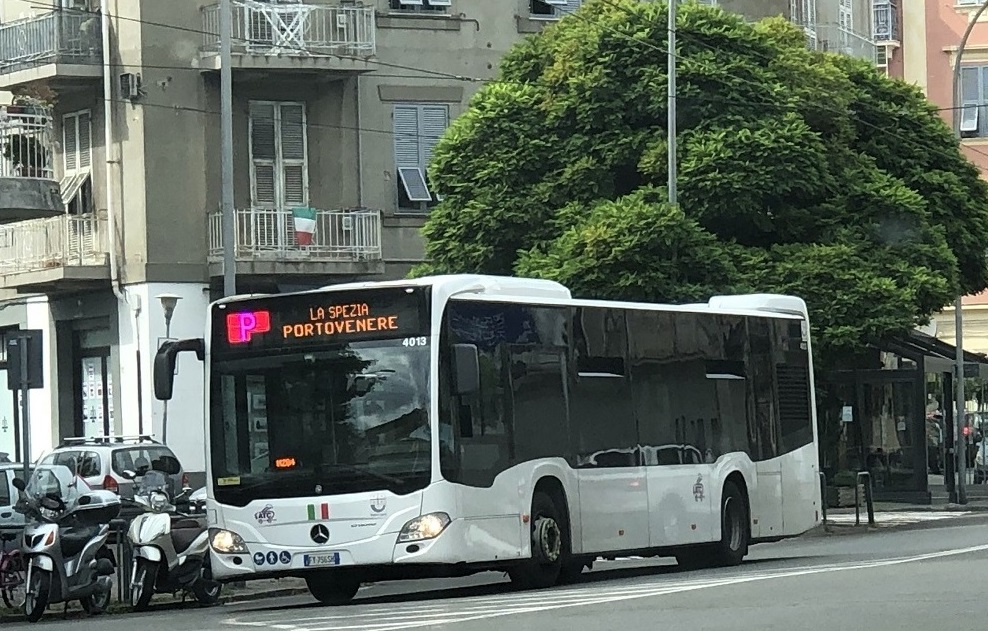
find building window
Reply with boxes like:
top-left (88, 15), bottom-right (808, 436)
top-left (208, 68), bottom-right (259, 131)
top-left (872, 0), bottom-right (898, 43)
top-left (388, 0), bottom-right (451, 14)
top-left (62, 110), bottom-right (92, 214)
top-left (530, 0), bottom-right (582, 20)
top-left (960, 66), bottom-right (988, 138)
top-left (248, 100), bottom-right (308, 209)
top-left (392, 103), bottom-right (448, 212)
top-left (248, 101), bottom-right (308, 249)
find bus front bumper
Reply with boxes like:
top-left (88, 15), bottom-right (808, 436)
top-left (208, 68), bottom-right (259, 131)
top-left (208, 514), bottom-right (524, 580)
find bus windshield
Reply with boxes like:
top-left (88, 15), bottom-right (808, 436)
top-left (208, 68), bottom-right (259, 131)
top-left (206, 286), bottom-right (432, 506)
top-left (210, 342), bottom-right (430, 505)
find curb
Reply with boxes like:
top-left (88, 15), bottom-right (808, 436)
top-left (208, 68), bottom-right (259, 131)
top-left (220, 586), bottom-right (310, 604)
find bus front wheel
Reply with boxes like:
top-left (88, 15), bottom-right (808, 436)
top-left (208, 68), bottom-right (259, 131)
top-left (305, 572), bottom-right (360, 606)
top-left (508, 490), bottom-right (567, 589)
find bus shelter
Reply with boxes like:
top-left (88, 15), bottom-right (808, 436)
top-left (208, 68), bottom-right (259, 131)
top-left (818, 330), bottom-right (988, 504)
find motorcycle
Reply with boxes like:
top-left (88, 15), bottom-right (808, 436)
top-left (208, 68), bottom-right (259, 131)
top-left (12, 463), bottom-right (120, 623)
top-left (123, 467), bottom-right (220, 610)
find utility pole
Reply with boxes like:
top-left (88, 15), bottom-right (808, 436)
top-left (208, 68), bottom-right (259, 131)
top-left (949, 0), bottom-right (988, 505)
top-left (220, 0), bottom-right (236, 297)
top-left (667, 0), bottom-right (677, 206)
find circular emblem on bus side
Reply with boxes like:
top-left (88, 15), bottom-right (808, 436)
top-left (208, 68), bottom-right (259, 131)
top-left (310, 524), bottom-right (330, 544)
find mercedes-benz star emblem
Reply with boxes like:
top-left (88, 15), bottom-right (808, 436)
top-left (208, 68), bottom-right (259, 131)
top-left (310, 524), bottom-right (330, 544)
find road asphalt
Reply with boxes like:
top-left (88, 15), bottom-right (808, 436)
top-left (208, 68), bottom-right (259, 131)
top-left (3, 511), bottom-right (987, 630)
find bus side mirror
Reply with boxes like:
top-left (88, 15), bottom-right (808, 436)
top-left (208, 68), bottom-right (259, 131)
top-left (154, 338), bottom-right (205, 401)
top-left (452, 344), bottom-right (480, 396)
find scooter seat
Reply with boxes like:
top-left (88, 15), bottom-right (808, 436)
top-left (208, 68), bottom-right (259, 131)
top-left (172, 518), bottom-right (201, 530)
top-left (170, 527), bottom-right (202, 553)
top-left (60, 526), bottom-right (101, 559)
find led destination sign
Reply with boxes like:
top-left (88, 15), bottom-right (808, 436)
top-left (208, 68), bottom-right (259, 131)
top-left (213, 287), bottom-right (428, 354)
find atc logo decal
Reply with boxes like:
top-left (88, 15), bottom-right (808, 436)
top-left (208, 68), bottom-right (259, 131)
top-left (254, 504), bottom-right (276, 525)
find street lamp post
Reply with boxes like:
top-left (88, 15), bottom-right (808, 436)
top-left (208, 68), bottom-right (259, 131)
top-left (156, 294), bottom-right (182, 445)
top-left (667, 0), bottom-right (677, 206)
top-left (948, 0), bottom-right (988, 505)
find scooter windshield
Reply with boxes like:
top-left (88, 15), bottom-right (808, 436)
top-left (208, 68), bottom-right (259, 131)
top-left (25, 464), bottom-right (84, 507)
top-left (137, 470), bottom-right (169, 494)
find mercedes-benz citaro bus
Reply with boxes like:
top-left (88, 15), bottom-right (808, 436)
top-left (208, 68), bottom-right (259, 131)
top-left (153, 274), bottom-right (822, 605)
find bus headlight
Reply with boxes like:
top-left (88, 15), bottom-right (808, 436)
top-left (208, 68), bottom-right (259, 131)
top-left (209, 528), bottom-right (248, 554)
top-left (397, 512), bottom-right (451, 543)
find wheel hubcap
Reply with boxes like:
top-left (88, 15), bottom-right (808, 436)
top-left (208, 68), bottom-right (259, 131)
top-left (532, 517), bottom-right (561, 564)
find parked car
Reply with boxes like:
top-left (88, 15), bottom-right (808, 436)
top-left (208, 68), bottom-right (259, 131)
top-left (0, 462), bottom-right (33, 533)
top-left (37, 436), bottom-right (187, 519)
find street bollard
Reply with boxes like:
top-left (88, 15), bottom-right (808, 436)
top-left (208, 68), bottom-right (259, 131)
top-left (854, 471), bottom-right (876, 527)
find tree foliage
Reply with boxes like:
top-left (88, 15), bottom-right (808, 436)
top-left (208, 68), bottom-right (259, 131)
top-left (415, 0), bottom-right (988, 361)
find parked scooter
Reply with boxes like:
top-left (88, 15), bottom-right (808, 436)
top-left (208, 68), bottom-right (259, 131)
top-left (124, 466), bottom-right (220, 610)
top-left (13, 463), bottom-right (120, 623)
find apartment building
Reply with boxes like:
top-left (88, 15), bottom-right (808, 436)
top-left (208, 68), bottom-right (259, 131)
top-left (0, 0), bottom-right (875, 475)
top-left (894, 1), bottom-right (988, 358)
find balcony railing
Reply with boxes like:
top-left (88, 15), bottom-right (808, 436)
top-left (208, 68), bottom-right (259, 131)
top-left (815, 23), bottom-right (876, 64)
top-left (0, 9), bottom-right (102, 76)
top-left (0, 214), bottom-right (108, 274)
top-left (208, 208), bottom-right (382, 262)
top-left (201, 1), bottom-right (375, 58)
top-left (0, 105), bottom-right (54, 180)
top-left (872, 0), bottom-right (899, 43)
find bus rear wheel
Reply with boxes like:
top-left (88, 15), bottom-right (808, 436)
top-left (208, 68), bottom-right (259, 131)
top-left (711, 479), bottom-right (749, 566)
top-left (305, 572), bottom-right (360, 606)
top-left (675, 479), bottom-right (749, 570)
top-left (508, 490), bottom-right (567, 589)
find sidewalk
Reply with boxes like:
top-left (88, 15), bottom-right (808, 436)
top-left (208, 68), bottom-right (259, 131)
top-left (0, 577), bottom-right (311, 623)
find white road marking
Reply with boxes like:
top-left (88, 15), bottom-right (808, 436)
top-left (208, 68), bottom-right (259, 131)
top-left (222, 543), bottom-right (988, 631)
top-left (824, 511), bottom-right (972, 526)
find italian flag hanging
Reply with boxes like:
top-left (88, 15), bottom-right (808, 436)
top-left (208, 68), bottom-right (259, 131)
top-left (307, 502), bottom-right (329, 521)
top-left (292, 207), bottom-right (316, 246)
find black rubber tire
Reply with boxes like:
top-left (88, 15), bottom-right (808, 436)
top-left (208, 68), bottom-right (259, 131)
top-left (508, 490), bottom-right (567, 589)
top-left (710, 479), bottom-right (749, 567)
top-left (81, 585), bottom-right (111, 616)
top-left (131, 560), bottom-right (156, 611)
top-left (305, 573), bottom-right (360, 605)
top-left (192, 561), bottom-right (222, 606)
top-left (23, 569), bottom-right (49, 623)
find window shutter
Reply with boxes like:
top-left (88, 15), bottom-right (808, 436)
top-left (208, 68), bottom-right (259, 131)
top-left (393, 105), bottom-right (421, 168)
top-left (279, 103), bottom-right (306, 206)
top-left (250, 103), bottom-right (276, 160)
top-left (250, 103), bottom-right (277, 206)
top-left (419, 105), bottom-right (449, 171)
top-left (78, 112), bottom-right (92, 169)
top-left (63, 115), bottom-right (78, 173)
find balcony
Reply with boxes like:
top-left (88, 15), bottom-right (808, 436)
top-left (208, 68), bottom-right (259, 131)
top-left (815, 23), bottom-right (877, 65)
top-left (872, 0), bottom-right (899, 46)
top-left (0, 213), bottom-right (110, 293)
top-left (208, 207), bottom-right (384, 276)
top-left (0, 105), bottom-right (63, 221)
top-left (0, 9), bottom-right (102, 90)
top-left (200, 1), bottom-right (376, 75)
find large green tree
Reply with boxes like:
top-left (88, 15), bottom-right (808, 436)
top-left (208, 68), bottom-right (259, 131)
top-left (415, 0), bottom-right (988, 361)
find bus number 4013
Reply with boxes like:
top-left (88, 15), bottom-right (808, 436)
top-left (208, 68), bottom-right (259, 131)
top-left (402, 336), bottom-right (428, 347)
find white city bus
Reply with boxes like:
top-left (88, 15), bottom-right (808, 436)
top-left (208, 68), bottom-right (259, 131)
top-left (153, 274), bottom-right (822, 604)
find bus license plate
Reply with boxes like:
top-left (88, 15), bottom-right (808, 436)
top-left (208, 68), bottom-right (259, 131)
top-left (303, 553), bottom-right (341, 567)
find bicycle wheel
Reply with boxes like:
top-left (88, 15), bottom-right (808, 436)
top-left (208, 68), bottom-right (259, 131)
top-left (1, 552), bottom-right (26, 609)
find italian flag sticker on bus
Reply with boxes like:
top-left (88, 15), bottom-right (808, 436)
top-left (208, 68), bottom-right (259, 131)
top-left (293, 207), bottom-right (317, 246)
top-left (307, 502), bottom-right (329, 521)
